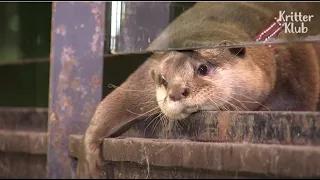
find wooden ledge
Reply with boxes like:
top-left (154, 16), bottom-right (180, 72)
top-left (121, 111), bottom-right (320, 146)
top-left (0, 107), bottom-right (48, 132)
top-left (69, 135), bottom-right (320, 178)
top-left (0, 130), bottom-right (47, 155)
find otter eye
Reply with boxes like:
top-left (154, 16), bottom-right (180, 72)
top-left (159, 75), bottom-right (168, 88)
top-left (197, 64), bottom-right (208, 76)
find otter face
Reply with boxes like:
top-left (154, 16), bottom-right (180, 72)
top-left (149, 46), bottom-right (276, 120)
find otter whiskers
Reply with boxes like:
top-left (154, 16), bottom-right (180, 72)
top-left (230, 92), bottom-right (272, 112)
top-left (108, 83), bottom-right (151, 92)
top-left (144, 111), bottom-right (163, 136)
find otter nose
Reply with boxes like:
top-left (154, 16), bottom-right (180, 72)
top-left (168, 84), bottom-right (190, 102)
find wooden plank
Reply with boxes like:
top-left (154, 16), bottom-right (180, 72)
top-left (0, 130), bottom-right (47, 155)
top-left (0, 107), bottom-right (48, 132)
top-left (68, 134), bottom-right (82, 158)
top-left (102, 138), bottom-right (320, 178)
top-left (0, 107), bottom-right (48, 178)
top-left (68, 135), bottom-right (320, 178)
top-left (108, 161), bottom-right (253, 179)
top-left (0, 152), bottom-right (47, 179)
top-left (123, 111), bottom-right (320, 146)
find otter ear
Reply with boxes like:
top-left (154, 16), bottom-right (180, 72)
top-left (149, 69), bottom-right (156, 82)
top-left (228, 47), bottom-right (246, 58)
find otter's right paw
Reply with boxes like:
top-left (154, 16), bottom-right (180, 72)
top-left (76, 148), bottom-right (104, 179)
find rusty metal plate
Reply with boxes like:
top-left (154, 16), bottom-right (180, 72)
top-left (48, 2), bottom-right (106, 179)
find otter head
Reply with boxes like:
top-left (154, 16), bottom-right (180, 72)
top-left (149, 46), bottom-right (276, 120)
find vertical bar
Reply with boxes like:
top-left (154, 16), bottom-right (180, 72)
top-left (110, 2), bottom-right (171, 54)
top-left (48, 2), bottom-right (106, 178)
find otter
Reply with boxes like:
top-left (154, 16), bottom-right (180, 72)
top-left (76, 2), bottom-right (320, 178)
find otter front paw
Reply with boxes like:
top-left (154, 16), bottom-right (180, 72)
top-left (76, 148), bottom-right (104, 179)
